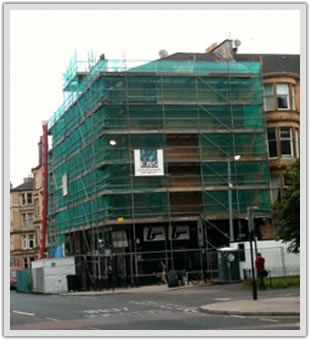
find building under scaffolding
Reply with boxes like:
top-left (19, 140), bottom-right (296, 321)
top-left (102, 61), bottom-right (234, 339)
top-left (47, 50), bottom-right (271, 288)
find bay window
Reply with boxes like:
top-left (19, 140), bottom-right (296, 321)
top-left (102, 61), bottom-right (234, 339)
top-left (276, 84), bottom-right (290, 110)
top-left (295, 128), bottom-right (299, 157)
top-left (264, 83), bottom-right (297, 112)
top-left (291, 86), bottom-right (296, 110)
top-left (263, 84), bottom-right (275, 111)
top-left (267, 128), bottom-right (277, 158)
top-left (270, 175), bottom-right (281, 203)
top-left (280, 127), bottom-right (293, 158)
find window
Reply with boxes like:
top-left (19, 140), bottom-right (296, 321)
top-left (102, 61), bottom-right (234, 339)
top-left (22, 235), bottom-right (27, 249)
top-left (267, 128), bottom-right (277, 158)
top-left (28, 234), bottom-right (35, 249)
top-left (22, 213), bottom-right (33, 227)
top-left (22, 234), bottom-right (35, 249)
top-left (19, 193), bottom-right (32, 205)
top-left (23, 257), bottom-right (35, 269)
top-left (263, 84), bottom-right (275, 111)
top-left (27, 193), bottom-right (32, 204)
top-left (276, 84), bottom-right (290, 110)
top-left (291, 86), bottom-right (296, 111)
top-left (283, 175), bottom-right (291, 190)
top-left (22, 213), bottom-right (27, 226)
top-left (20, 193), bottom-right (26, 205)
top-left (295, 128), bottom-right (299, 158)
top-left (238, 244), bottom-right (245, 262)
top-left (280, 127), bottom-right (293, 158)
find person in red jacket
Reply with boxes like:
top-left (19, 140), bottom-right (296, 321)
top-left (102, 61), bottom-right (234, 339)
top-left (255, 252), bottom-right (266, 290)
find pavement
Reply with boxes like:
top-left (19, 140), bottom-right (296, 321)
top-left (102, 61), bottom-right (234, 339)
top-left (200, 296), bottom-right (300, 316)
top-left (61, 283), bottom-right (300, 316)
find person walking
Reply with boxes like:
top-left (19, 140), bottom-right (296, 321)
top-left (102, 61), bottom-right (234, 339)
top-left (107, 262), bottom-right (113, 290)
top-left (255, 252), bottom-right (266, 290)
top-left (157, 261), bottom-right (167, 284)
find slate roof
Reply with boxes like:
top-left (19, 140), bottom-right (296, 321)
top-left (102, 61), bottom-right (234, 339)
top-left (235, 54), bottom-right (300, 75)
top-left (11, 178), bottom-right (34, 192)
top-left (162, 52), bottom-right (223, 62)
top-left (161, 52), bottom-right (300, 75)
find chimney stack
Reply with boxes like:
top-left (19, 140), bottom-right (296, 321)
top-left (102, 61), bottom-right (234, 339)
top-left (23, 175), bottom-right (33, 183)
top-left (205, 42), bottom-right (218, 54)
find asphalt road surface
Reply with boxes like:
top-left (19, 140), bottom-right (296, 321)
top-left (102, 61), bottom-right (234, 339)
top-left (10, 285), bottom-right (300, 332)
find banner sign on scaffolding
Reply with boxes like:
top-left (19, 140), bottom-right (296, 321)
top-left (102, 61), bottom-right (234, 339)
top-left (143, 226), bottom-right (190, 242)
top-left (134, 149), bottom-right (164, 176)
top-left (62, 174), bottom-right (68, 196)
top-left (144, 226), bottom-right (165, 242)
top-left (169, 225), bottom-right (190, 240)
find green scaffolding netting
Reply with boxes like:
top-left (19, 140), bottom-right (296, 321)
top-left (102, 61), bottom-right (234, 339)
top-left (48, 58), bottom-right (271, 245)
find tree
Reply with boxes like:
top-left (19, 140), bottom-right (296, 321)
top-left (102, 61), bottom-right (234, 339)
top-left (272, 158), bottom-right (300, 253)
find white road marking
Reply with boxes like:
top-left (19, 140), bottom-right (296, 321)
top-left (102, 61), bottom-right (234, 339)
top-left (214, 298), bottom-right (233, 301)
top-left (230, 314), bottom-right (247, 319)
top-left (184, 307), bottom-right (199, 313)
top-left (111, 308), bottom-right (121, 312)
top-left (12, 310), bottom-right (35, 317)
top-left (97, 309), bottom-right (110, 313)
top-left (45, 317), bottom-right (60, 322)
top-left (130, 300), bottom-right (188, 311)
top-left (129, 301), bottom-right (147, 305)
top-left (260, 318), bottom-right (279, 322)
top-left (88, 310), bottom-right (100, 314)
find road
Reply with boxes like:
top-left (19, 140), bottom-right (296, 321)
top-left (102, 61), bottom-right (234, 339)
top-left (10, 285), bottom-right (300, 331)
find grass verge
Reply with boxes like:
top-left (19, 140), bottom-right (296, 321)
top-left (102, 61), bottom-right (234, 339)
top-left (242, 276), bottom-right (300, 289)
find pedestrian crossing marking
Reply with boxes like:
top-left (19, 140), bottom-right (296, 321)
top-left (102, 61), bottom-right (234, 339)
top-left (82, 301), bottom-right (192, 320)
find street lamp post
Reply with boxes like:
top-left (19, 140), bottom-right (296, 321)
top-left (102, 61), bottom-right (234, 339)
top-left (247, 206), bottom-right (259, 300)
top-left (227, 160), bottom-right (234, 242)
top-left (228, 155), bottom-right (241, 242)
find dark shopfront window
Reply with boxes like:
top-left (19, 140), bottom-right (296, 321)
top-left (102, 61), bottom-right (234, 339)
top-left (137, 223), bottom-right (201, 273)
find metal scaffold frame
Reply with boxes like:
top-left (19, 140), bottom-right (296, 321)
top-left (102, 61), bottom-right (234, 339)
top-left (47, 56), bottom-right (271, 277)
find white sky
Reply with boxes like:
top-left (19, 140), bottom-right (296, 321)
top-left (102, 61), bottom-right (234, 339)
top-left (9, 8), bottom-right (301, 187)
